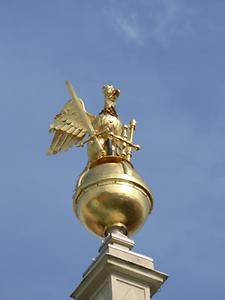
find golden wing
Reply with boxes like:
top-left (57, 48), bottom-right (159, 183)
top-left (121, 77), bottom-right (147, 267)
top-left (47, 98), bottom-right (95, 155)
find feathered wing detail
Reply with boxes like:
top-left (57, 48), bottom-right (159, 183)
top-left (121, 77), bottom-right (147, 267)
top-left (47, 98), bottom-right (95, 155)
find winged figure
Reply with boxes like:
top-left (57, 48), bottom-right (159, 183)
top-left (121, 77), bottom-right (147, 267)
top-left (48, 82), bottom-right (139, 164)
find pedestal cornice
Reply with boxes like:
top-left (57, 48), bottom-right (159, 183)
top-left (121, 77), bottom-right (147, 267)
top-left (71, 233), bottom-right (168, 300)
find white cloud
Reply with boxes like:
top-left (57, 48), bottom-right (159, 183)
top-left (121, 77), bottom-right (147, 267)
top-left (115, 16), bottom-right (142, 45)
top-left (105, 0), bottom-right (195, 48)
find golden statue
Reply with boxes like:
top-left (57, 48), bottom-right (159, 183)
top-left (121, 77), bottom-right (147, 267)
top-left (48, 81), bottom-right (139, 164)
top-left (48, 82), bottom-right (153, 238)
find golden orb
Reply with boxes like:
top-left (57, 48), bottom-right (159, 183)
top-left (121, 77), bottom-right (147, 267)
top-left (73, 157), bottom-right (153, 237)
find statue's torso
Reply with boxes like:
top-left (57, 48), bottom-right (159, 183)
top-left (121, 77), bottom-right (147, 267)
top-left (87, 112), bottom-right (123, 162)
top-left (92, 113), bottom-right (123, 136)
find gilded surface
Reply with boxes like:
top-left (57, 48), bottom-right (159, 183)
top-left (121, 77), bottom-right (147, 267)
top-left (48, 82), bottom-right (153, 237)
top-left (74, 160), bottom-right (153, 237)
top-left (48, 81), bottom-right (139, 163)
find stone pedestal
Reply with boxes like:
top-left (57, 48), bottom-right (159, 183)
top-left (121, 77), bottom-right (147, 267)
top-left (71, 232), bottom-right (168, 300)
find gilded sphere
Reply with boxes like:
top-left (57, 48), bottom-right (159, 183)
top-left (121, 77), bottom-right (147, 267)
top-left (73, 157), bottom-right (153, 237)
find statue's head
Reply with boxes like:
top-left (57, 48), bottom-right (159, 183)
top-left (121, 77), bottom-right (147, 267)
top-left (102, 84), bottom-right (120, 104)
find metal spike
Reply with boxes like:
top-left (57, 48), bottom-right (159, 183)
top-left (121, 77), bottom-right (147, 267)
top-left (60, 134), bottom-right (74, 150)
top-left (56, 133), bottom-right (70, 151)
top-left (48, 132), bottom-right (63, 153)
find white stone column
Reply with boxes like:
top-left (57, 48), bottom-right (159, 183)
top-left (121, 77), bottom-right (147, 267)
top-left (71, 232), bottom-right (168, 300)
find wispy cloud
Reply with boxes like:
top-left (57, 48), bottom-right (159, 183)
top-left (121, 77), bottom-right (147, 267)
top-left (105, 0), bottom-right (195, 48)
top-left (114, 15), bottom-right (142, 45)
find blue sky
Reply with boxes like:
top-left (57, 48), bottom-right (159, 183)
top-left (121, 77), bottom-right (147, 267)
top-left (0, 1), bottom-right (225, 299)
